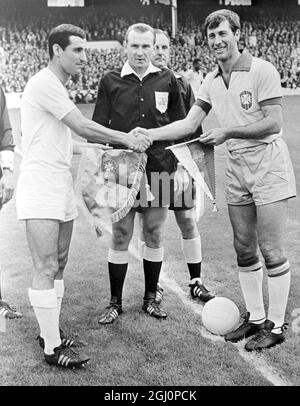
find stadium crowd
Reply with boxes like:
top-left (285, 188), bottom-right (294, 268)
top-left (1, 2), bottom-right (300, 101)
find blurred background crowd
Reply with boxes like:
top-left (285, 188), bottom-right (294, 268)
top-left (1, 0), bottom-right (300, 103)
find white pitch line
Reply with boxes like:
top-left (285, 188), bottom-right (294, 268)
top-left (76, 198), bottom-right (291, 387)
top-left (124, 241), bottom-right (292, 386)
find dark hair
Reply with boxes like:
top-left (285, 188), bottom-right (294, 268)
top-left (48, 24), bottom-right (86, 59)
top-left (154, 28), bottom-right (170, 43)
top-left (125, 23), bottom-right (155, 44)
top-left (204, 9), bottom-right (241, 36)
top-left (193, 58), bottom-right (201, 64)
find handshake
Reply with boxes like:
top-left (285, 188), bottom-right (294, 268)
top-left (127, 127), bottom-right (152, 152)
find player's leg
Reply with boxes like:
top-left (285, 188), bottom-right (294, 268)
top-left (98, 209), bottom-right (136, 324)
top-left (174, 209), bottom-right (214, 302)
top-left (137, 212), bottom-right (145, 257)
top-left (37, 220), bottom-right (83, 348)
top-left (136, 211), bottom-right (164, 303)
top-left (26, 219), bottom-right (89, 367)
top-left (142, 206), bottom-right (168, 319)
top-left (0, 256), bottom-right (23, 319)
top-left (245, 199), bottom-right (290, 351)
top-left (225, 204), bottom-right (266, 342)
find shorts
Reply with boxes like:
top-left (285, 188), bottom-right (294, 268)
top-left (168, 180), bottom-right (195, 211)
top-left (134, 171), bottom-right (195, 213)
top-left (16, 170), bottom-right (78, 222)
top-left (225, 138), bottom-right (297, 206)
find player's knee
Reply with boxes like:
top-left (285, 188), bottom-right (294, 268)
top-left (144, 224), bottom-right (163, 247)
top-left (175, 215), bottom-right (197, 238)
top-left (233, 234), bottom-right (257, 258)
top-left (112, 227), bottom-right (132, 249)
top-left (259, 240), bottom-right (285, 264)
top-left (34, 254), bottom-right (58, 279)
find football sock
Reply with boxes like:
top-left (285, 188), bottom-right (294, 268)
top-left (54, 279), bottom-right (64, 318)
top-left (181, 236), bottom-right (202, 281)
top-left (28, 288), bottom-right (61, 355)
top-left (238, 266), bottom-right (266, 324)
top-left (108, 249), bottom-right (129, 305)
top-left (143, 246), bottom-right (164, 297)
top-left (268, 271), bottom-right (291, 334)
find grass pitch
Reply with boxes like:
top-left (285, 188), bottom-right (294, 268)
top-left (0, 98), bottom-right (299, 386)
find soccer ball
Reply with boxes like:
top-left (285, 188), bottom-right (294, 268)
top-left (201, 297), bottom-right (240, 336)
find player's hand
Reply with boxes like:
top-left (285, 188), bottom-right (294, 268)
top-left (174, 164), bottom-right (190, 196)
top-left (199, 128), bottom-right (228, 146)
top-left (132, 127), bottom-right (150, 138)
top-left (0, 170), bottom-right (14, 205)
top-left (127, 129), bottom-right (153, 152)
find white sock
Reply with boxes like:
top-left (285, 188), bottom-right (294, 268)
top-left (28, 288), bottom-right (61, 355)
top-left (143, 245), bottom-right (164, 262)
top-left (238, 268), bottom-right (266, 323)
top-left (181, 236), bottom-right (202, 263)
top-left (190, 277), bottom-right (203, 285)
top-left (268, 271), bottom-right (291, 334)
top-left (54, 279), bottom-right (65, 319)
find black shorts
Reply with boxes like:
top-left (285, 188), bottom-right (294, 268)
top-left (134, 172), bottom-right (195, 212)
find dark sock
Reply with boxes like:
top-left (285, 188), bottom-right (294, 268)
top-left (108, 262), bottom-right (128, 305)
top-left (143, 259), bottom-right (162, 298)
top-left (187, 262), bottom-right (202, 280)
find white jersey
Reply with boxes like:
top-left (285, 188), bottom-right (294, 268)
top-left (20, 67), bottom-right (76, 172)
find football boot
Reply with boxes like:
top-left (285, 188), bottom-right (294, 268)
top-left (245, 320), bottom-right (287, 351)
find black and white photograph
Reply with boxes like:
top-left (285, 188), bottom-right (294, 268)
top-left (0, 0), bottom-right (299, 389)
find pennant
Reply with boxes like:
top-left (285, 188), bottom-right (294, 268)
top-left (77, 148), bottom-right (147, 237)
top-left (166, 139), bottom-right (217, 213)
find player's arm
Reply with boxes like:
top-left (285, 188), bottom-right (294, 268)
top-left (62, 107), bottom-right (151, 151)
top-left (200, 102), bottom-right (282, 146)
top-left (147, 104), bottom-right (207, 142)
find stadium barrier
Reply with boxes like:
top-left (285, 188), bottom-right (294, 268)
top-left (6, 89), bottom-right (300, 110)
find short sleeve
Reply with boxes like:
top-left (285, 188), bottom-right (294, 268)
top-left (256, 62), bottom-right (282, 104)
top-left (195, 72), bottom-right (212, 106)
top-left (28, 73), bottom-right (76, 121)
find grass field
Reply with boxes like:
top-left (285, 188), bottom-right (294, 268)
top-left (0, 98), bottom-right (299, 387)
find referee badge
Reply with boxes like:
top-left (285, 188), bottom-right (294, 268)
top-left (240, 91), bottom-right (252, 110)
top-left (155, 91), bottom-right (169, 113)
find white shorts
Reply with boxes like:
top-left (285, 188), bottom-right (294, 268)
top-left (16, 170), bottom-right (78, 222)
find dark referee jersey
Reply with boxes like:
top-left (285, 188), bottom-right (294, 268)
top-left (174, 72), bottom-right (203, 143)
top-left (92, 61), bottom-right (186, 174)
top-left (0, 87), bottom-right (14, 153)
top-left (0, 86), bottom-right (14, 179)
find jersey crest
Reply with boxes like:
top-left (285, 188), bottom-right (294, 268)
top-left (155, 91), bottom-right (169, 113)
top-left (240, 91), bottom-right (252, 110)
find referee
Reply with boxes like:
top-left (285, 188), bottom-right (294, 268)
top-left (92, 23), bottom-right (186, 324)
top-left (140, 29), bottom-right (215, 304)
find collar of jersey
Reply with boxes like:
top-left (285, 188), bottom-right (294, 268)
top-left (214, 49), bottom-right (253, 77)
top-left (121, 60), bottom-right (161, 80)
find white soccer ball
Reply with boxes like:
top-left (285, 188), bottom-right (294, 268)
top-left (201, 297), bottom-right (240, 336)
